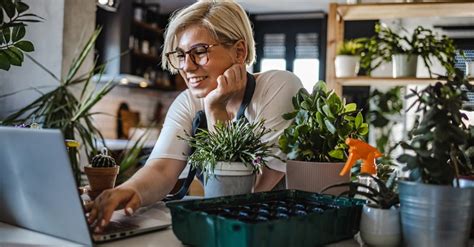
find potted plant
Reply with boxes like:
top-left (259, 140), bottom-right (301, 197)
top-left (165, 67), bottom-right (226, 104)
top-left (0, 29), bottom-right (115, 184)
top-left (0, 0), bottom-right (42, 71)
top-left (396, 69), bottom-right (474, 246)
top-left (278, 81), bottom-right (369, 195)
top-left (179, 118), bottom-right (278, 198)
top-left (376, 24), bottom-right (458, 78)
top-left (335, 39), bottom-right (363, 77)
top-left (322, 173), bottom-right (401, 247)
top-left (84, 147), bottom-right (120, 199)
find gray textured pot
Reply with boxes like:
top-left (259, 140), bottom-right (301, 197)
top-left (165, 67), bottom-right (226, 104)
top-left (286, 160), bottom-right (349, 195)
top-left (204, 162), bottom-right (255, 198)
top-left (399, 180), bottom-right (474, 247)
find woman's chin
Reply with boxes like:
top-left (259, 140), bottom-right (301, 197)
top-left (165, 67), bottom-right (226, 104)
top-left (189, 89), bottom-right (209, 98)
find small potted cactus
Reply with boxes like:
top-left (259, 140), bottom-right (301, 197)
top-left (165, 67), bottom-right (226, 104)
top-left (84, 147), bottom-right (119, 199)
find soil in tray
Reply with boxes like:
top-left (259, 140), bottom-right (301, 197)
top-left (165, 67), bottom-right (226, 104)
top-left (197, 199), bottom-right (342, 223)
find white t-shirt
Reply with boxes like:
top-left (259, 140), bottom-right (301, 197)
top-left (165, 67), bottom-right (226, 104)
top-left (148, 70), bottom-right (303, 172)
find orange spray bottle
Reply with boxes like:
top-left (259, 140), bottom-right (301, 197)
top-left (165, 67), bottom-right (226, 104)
top-left (340, 138), bottom-right (382, 191)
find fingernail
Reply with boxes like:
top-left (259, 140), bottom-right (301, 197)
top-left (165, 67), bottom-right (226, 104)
top-left (94, 226), bottom-right (101, 233)
top-left (100, 219), bottom-right (106, 227)
top-left (126, 207), bottom-right (134, 215)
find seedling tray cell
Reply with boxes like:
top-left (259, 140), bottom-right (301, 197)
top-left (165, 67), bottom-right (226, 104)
top-left (166, 190), bottom-right (364, 247)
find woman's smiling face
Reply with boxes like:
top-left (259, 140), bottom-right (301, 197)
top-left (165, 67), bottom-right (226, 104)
top-left (176, 25), bottom-right (235, 98)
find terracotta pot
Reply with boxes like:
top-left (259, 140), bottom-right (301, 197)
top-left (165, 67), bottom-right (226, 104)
top-left (84, 166), bottom-right (119, 199)
top-left (286, 160), bottom-right (350, 195)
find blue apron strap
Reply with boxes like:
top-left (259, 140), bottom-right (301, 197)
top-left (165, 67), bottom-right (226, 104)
top-left (164, 72), bottom-right (255, 201)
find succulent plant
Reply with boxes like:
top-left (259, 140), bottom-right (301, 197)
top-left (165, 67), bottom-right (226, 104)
top-left (91, 148), bottom-right (117, 168)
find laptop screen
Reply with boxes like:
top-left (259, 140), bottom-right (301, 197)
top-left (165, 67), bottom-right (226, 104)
top-left (0, 127), bottom-right (92, 245)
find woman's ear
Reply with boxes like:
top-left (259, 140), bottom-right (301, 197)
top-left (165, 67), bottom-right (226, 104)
top-left (233, 40), bottom-right (247, 64)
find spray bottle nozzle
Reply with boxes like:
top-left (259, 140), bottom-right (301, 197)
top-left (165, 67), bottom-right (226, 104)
top-left (339, 138), bottom-right (383, 176)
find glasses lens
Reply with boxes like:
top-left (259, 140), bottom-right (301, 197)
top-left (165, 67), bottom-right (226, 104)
top-left (167, 51), bottom-right (184, 69)
top-left (191, 46), bottom-right (209, 66)
top-left (167, 45), bottom-right (212, 69)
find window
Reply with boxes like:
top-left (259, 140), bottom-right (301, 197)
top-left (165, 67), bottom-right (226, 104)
top-left (253, 13), bottom-right (327, 89)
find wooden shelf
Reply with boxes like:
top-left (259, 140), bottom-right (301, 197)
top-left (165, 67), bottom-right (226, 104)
top-left (133, 20), bottom-right (163, 34)
top-left (325, 2), bottom-right (474, 95)
top-left (337, 2), bottom-right (474, 21)
top-left (337, 76), bottom-right (474, 86)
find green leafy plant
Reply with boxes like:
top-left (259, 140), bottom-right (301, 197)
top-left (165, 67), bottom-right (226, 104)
top-left (321, 173), bottom-right (399, 209)
top-left (397, 69), bottom-right (473, 185)
top-left (358, 36), bottom-right (385, 75)
top-left (376, 23), bottom-right (459, 77)
top-left (179, 118), bottom-right (278, 178)
top-left (336, 39), bottom-right (363, 56)
top-left (0, 0), bottom-right (42, 71)
top-left (278, 81), bottom-right (369, 162)
top-left (0, 28), bottom-right (115, 183)
top-left (367, 86), bottom-right (404, 181)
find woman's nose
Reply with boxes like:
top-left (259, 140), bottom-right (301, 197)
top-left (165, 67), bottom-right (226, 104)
top-left (182, 54), bottom-right (198, 72)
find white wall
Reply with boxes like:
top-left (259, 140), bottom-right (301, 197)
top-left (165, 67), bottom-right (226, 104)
top-left (0, 0), bottom-right (95, 119)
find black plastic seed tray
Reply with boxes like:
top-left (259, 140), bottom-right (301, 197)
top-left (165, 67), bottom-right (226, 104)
top-left (166, 190), bottom-right (364, 247)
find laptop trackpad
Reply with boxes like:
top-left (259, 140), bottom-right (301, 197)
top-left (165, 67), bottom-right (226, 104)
top-left (93, 202), bottom-right (171, 242)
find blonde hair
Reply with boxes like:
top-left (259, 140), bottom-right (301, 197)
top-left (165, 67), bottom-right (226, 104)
top-left (161, 0), bottom-right (256, 74)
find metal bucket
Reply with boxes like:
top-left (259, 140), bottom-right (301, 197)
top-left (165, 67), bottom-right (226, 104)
top-left (399, 180), bottom-right (474, 247)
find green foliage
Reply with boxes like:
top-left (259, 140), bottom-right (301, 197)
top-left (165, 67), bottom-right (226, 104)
top-left (336, 39), bottom-right (363, 56)
top-left (321, 173), bottom-right (399, 209)
top-left (367, 86), bottom-right (404, 181)
top-left (179, 118), bottom-right (278, 178)
top-left (278, 81), bottom-right (368, 162)
top-left (0, 28), bottom-right (115, 183)
top-left (116, 125), bottom-right (156, 184)
top-left (0, 0), bottom-right (42, 71)
top-left (397, 69), bottom-right (473, 185)
top-left (359, 23), bottom-right (459, 77)
top-left (376, 23), bottom-right (459, 77)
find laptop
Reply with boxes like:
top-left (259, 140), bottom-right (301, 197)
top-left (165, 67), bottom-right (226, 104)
top-left (0, 126), bottom-right (171, 246)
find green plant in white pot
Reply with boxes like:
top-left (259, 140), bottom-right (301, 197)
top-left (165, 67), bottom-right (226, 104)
top-left (335, 39), bottom-right (363, 77)
top-left (397, 69), bottom-right (473, 247)
top-left (376, 23), bottom-right (458, 78)
top-left (278, 81), bottom-right (369, 195)
top-left (322, 173), bottom-right (401, 247)
top-left (180, 118), bottom-right (277, 198)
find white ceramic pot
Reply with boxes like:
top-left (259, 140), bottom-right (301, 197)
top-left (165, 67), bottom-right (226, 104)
top-left (204, 162), bottom-right (255, 198)
top-left (392, 54), bottom-right (417, 78)
top-left (335, 55), bottom-right (360, 77)
top-left (360, 204), bottom-right (401, 247)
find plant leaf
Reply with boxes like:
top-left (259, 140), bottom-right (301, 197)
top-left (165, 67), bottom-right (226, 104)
top-left (324, 119), bottom-right (336, 134)
top-left (0, 51), bottom-right (11, 70)
top-left (14, 40), bottom-right (34, 52)
top-left (15, 1), bottom-right (29, 13)
top-left (11, 25), bottom-right (25, 42)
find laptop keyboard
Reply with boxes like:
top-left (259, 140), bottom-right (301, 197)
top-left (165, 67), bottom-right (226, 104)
top-left (102, 220), bottom-right (139, 233)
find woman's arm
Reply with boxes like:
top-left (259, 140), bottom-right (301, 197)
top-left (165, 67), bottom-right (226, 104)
top-left (87, 158), bottom-right (186, 232)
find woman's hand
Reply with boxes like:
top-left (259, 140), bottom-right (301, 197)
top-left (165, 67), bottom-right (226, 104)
top-left (204, 63), bottom-right (247, 125)
top-left (86, 187), bottom-right (142, 233)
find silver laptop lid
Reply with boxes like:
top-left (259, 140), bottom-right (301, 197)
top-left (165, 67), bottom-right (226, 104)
top-left (0, 127), bottom-right (92, 246)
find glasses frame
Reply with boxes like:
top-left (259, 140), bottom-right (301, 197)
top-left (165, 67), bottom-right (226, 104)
top-left (165, 43), bottom-right (220, 70)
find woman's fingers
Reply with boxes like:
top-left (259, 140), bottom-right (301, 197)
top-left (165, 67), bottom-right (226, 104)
top-left (124, 193), bottom-right (141, 216)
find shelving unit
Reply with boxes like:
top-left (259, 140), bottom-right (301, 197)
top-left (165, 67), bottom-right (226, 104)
top-left (325, 2), bottom-right (474, 96)
top-left (96, 1), bottom-right (176, 91)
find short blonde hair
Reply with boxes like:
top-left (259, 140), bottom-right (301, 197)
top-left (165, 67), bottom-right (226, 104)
top-left (161, 0), bottom-right (256, 74)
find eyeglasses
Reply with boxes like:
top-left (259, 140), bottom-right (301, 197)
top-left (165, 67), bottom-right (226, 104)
top-left (165, 44), bottom-right (219, 70)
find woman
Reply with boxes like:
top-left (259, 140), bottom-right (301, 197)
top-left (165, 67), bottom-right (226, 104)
top-left (88, 0), bottom-right (302, 232)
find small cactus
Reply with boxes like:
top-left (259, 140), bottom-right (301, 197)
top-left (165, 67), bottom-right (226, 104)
top-left (91, 147), bottom-right (117, 168)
